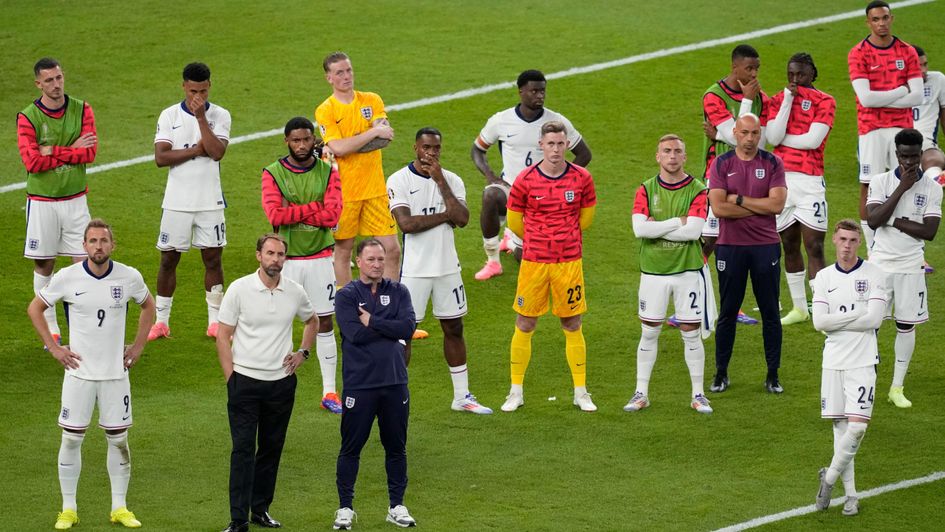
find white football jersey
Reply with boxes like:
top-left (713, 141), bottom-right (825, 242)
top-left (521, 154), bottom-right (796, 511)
top-left (475, 106), bottom-right (582, 185)
top-left (913, 71), bottom-right (945, 146)
top-left (811, 259), bottom-right (888, 370)
top-left (155, 101), bottom-right (232, 211)
top-left (866, 169), bottom-right (942, 272)
top-left (387, 163), bottom-right (465, 277)
top-left (40, 261), bottom-right (150, 381)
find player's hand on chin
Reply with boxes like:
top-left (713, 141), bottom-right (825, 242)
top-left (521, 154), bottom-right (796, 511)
top-left (51, 345), bottom-right (82, 370)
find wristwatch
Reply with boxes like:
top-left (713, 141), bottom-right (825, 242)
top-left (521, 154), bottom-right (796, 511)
top-left (298, 349), bottom-right (310, 360)
top-left (736, 194), bottom-right (744, 206)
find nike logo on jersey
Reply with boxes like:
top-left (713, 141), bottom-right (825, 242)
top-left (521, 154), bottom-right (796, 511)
top-left (727, 172), bottom-right (737, 176)
top-left (771, 260), bottom-right (778, 266)
top-left (335, 118), bottom-right (344, 124)
top-left (827, 287), bottom-right (838, 293)
top-left (870, 65), bottom-right (881, 70)
top-left (74, 291), bottom-right (87, 296)
top-left (409, 189), bottom-right (420, 194)
top-left (172, 125), bottom-right (182, 129)
top-left (402, 398), bottom-right (409, 404)
top-left (506, 133), bottom-right (518, 138)
top-left (533, 196), bottom-right (545, 200)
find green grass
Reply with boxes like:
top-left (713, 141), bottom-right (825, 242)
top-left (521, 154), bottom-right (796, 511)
top-left (2, 1), bottom-right (944, 530)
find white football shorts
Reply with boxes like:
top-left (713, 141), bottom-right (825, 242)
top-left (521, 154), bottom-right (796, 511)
top-left (24, 195), bottom-right (90, 259)
top-left (885, 271), bottom-right (929, 324)
top-left (59, 374), bottom-right (132, 430)
top-left (777, 172), bottom-right (828, 232)
top-left (821, 366), bottom-right (876, 419)
top-left (282, 256), bottom-right (336, 316)
top-left (637, 270), bottom-right (704, 324)
top-left (401, 272), bottom-right (468, 322)
top-left (858, 127), bottom-right (900, 183)
top-left (156, 209), bottom-right (226, 251)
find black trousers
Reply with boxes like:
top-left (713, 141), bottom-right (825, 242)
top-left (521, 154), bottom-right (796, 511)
top-left (336, 384), bottom-right (409, 509)
top-left (714, 243), bottom-right (782, 374)
top-left (227, 372), bottom-right (297, 522)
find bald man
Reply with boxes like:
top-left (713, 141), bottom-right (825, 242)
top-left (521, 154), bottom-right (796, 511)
top-left (707, 114), bottom-right (788, 394)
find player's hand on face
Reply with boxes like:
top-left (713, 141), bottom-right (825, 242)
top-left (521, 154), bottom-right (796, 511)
top-left (123, 344), bottom-right (143, 369)
top-left (423, 156), bottom-right (444, 181)
top-left (702, 121), bottom-right (718, 140)
top-left (358, 305), bottom-right (371, 327)
top-left (188, 95), bottom-right (207, 118)
top-left (71, 132), bottom-right (97, 148)
top-left (739, 79), bottom-right (761, 100)
top-left (51, 345), bottom-right (82, 370)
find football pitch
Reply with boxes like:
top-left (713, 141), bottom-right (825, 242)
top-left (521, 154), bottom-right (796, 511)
top-left (2, 0), bottom-right (943, 530)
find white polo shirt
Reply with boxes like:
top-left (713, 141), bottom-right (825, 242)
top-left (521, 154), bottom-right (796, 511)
top-left (218, 269), bottom-right (315, 381)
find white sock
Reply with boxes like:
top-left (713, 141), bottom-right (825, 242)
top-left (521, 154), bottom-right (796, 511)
top-left (785, 270), bottom-right (808, 313)
top-left (892, 328), bottom-right (915, 387)
top-left (833, 419), bottom-right (857, 497)
top-left (317, 331), bottom-right (338, 395)
top-left (34, 272), bottom-right (60, 335)
top-left (483, 236), bottom-right (501, 263)
top-left (635, 323), bottom-right (661, 395)
top-left (206, 284), bottom-right (224, 326)
top-left (860, 220), bottom-right (874, 252)
top-left (510, 383), bottom-right (523, 396)
top-left (449, 363), bottom-right (469, 400)
top-left (58, 431), bottom-right (84, 511)
top-left (681, 328), bottom-right (705, 396)
top-left (825, 422), bottom-right (868, 485)
top-left (155, 295), bottom-right (173, 325)
top-left (106, 432), bottom-right (131, 511)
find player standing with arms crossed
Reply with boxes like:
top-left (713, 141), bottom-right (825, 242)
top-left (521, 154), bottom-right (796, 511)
top-left (865, 129), bottom-right (942, 408)
top-left (500, 121), bottom-right (598, 413)
top-left (765, 53), bottom-right (836, 325)
top-left (18, 57), bottom-right (98, 348)
top-left (261, 117), bottom-right (344, 414)
top-left (149, 62), bottom-right (231, 341)
top-left (470, 69), bottom-right (591, 280)
top-left (387, 127), bottom-right (492, 414)
top-left (812, 219), bottom-right (887, 517)
top-left (626, 134), bottom-right (713, 414)
top-left (315, 52), bottom-right (400, 287)
top-left (848, 0), bottom-right (922, 249)
top-left (28, 219), bottom-right (155, 530)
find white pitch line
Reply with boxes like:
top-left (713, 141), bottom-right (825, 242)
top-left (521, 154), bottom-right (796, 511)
top-left (1, 0), bottom-right (934, 196)
top-left (712, 470), bottom-right (945, 532)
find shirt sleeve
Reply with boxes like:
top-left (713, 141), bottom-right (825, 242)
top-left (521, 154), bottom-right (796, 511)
top-left (217, 283), bottom-right (240, 327)
top-left (154, 108), bottom-right (173, 144)
top-left (703, 92), bottom-right (734, 126)
top-left (926, 182), bottom-right (943, 218)
top-left (757, 92), bottom-right (770, 126)
top-left (558, 113), bottom-right (584, 148)
top-left (688, 189), bottom-right (709, 217)
top-left (52, 102), bottom-right (97, 164)
top-left (810, 271), bottom-right (827, 306)
top-left (295, 285), bottom-right (316, 321)
top-left (128, 268), bottom-right (150, 304)
top-left (386, 172), bottom-right (409, 211)
top-left (866, 176), bottom-right (886, 205)
top-left (315, 102), bottom-right (342, 143)
top-left (370, 93), bottom-right (387, 122)
top-left (905, 45), bottom-right (922, 82)
top-left (476, 113), bottom-right (500, 149)
top-left (214, 107), bottom-right (232, 141)
top-left (848, 45), bottom-right (868, 81)
top-left (581, 171), bottom-right (597, 208)
top-left (507, 173), bottom-right (528, 213)
top-left (709, 158), bottom-right (727, 191)
top-left (17, 113), bottom-right (62, 173)
top-left (38, 269), bottom-right (67, 308)
top-left (814, 93), bottom-right (837, 127)
top-left (769, 155), bottom-right (787, 189)
top-left (632, 185), bottom-right (649, 216)
top-left (449, 171), bottom-right (467, 204)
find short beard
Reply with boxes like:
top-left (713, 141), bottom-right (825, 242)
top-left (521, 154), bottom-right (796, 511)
top-left (288, 147), bottom-right (314, 165)
top-left (89, 254), bottom-right (110, 266)
top-left (262, 265), bottom-right (282, 278)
